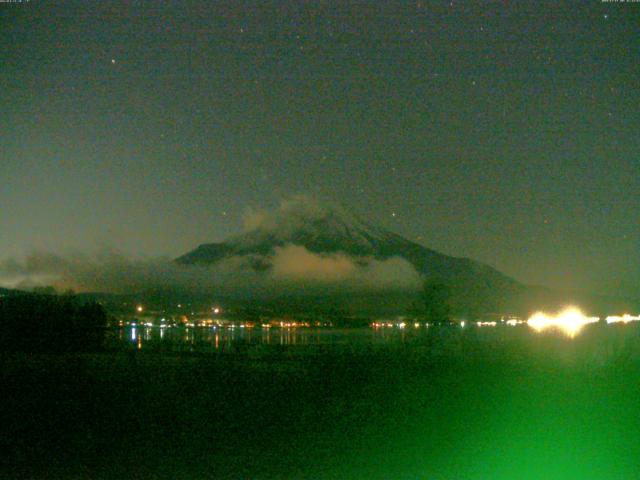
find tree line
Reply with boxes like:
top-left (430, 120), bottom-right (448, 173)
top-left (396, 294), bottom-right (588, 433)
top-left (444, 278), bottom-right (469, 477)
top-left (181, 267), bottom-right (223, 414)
top-left (0, 293), bottom-right (107, 353)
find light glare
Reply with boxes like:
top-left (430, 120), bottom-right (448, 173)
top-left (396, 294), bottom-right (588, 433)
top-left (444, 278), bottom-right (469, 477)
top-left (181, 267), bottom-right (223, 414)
top-left (527, 307), bottom-right (599, 337)
top-left (606, 314), bottom-right (640, 324)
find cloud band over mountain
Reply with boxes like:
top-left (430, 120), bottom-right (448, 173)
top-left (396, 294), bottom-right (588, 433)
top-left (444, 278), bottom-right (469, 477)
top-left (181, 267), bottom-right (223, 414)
top-left (0, 246), bottom-right (421, 295)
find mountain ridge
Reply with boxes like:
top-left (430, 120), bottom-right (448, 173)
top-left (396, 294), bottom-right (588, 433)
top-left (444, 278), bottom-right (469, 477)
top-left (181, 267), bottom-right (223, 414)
top-left (177, 198), bottom-right (512, 279)
top-left (175, 197), bottom-right (638, 316)
top-left (176, 197), bottom-right (525, 314)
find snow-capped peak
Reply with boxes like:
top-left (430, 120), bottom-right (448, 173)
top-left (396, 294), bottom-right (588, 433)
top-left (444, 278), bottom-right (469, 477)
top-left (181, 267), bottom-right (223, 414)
top-left (234, 195), bottom-right (391, 251)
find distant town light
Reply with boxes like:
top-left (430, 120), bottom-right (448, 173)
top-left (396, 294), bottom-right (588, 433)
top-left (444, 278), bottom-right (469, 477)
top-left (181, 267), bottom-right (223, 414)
top-left (136, 305), bottom-right (143, 313)
top-left (606, 314), bottom-right (640, 324)
top-left (477, 321), bottom-right (497, 327)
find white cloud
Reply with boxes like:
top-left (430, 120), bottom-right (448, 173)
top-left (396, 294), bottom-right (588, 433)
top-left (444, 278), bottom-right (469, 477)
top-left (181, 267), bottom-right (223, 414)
top-left (0, 244), bottom-right (421, 295)
top-left (270, 245), bottom-right (357, 282)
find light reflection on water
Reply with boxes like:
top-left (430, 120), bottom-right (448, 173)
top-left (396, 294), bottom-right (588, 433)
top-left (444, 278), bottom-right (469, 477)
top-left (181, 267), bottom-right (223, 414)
top-left (49, 321), bottom-right (640, 479)
top-left (115, 325), bottom-right (412, 351)
top-left (112, 322), bottom-right (640, 354)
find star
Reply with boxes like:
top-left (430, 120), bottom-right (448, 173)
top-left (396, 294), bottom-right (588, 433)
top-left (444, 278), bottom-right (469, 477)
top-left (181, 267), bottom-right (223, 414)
top-left (603, 14), bottom-right (609, 20)
top-left (111, 58), bottom-right (116, 64)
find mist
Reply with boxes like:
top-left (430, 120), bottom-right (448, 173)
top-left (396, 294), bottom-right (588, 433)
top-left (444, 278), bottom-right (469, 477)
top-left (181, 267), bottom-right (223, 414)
top-left (0, 246), bottom-right (422, 296)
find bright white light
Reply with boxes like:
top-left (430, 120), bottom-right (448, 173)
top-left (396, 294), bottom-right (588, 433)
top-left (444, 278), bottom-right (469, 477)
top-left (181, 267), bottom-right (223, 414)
top-left (606, 314), bottom-right (640, 324)
top-left (398, 322), bottom-right (406, 329)
top-left (460, 321), bottom-right (465, 328)
top-left (213, 307), bottom-right (220, 314)
top-left (477, 321), bottom-right (497, 327)
top-left (136, 305), bottom-right (143, 313)
top-left (527, 307), bottom-right (599, 337)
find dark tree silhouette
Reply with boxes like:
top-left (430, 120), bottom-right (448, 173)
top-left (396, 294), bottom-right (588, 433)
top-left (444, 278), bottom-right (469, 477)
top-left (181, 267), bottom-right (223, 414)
top-left (422, 279), bottom-right (451, 324)
top-left (0, 294), bottom-right (107, 353)
top-left (32, 285), bottom-right (57, 296)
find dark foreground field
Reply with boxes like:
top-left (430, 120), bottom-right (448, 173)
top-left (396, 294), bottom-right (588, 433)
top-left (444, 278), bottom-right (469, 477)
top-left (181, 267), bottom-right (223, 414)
top-left (2, 326), bottom-right (640, 479)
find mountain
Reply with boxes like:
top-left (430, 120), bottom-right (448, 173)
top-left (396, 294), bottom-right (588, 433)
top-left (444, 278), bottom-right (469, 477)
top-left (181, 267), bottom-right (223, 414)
top-left (176, 197), bottom-right (638, 317)
top-left (176, 197), bottom-right (524, 315)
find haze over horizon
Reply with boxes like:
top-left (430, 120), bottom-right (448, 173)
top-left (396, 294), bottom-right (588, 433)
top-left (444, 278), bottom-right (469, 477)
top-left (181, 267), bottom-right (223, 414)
top-left (2, 1), bottom-right (639, 297)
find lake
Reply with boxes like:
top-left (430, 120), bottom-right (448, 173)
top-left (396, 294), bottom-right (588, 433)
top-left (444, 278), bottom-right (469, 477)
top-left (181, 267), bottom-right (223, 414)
top-left (4, 321), bottom-right (640, 479)
top-left (115, 324), bottom-right (447, 353)
top-left (113, 321), bottom-right (640, 358)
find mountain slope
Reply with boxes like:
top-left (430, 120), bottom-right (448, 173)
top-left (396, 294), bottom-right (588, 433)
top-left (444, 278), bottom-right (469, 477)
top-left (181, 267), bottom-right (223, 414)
top-left (176, 197), bottom-right (523, 314)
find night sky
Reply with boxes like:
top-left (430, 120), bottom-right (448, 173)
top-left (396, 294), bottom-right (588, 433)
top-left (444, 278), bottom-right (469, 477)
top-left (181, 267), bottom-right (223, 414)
top-left (1, 1), bottom-right (638, 296)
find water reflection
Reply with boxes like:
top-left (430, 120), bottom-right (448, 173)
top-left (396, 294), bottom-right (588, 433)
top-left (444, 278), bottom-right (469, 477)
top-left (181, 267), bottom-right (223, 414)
top-left (115, 324), bottom-right (423, 352)
top-left (113, 314), bottom-right (640, 353)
